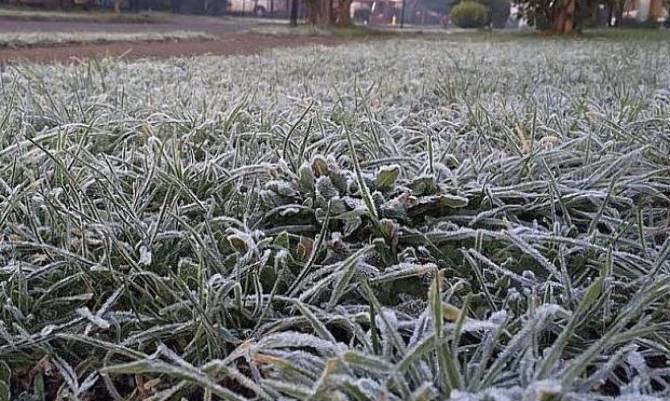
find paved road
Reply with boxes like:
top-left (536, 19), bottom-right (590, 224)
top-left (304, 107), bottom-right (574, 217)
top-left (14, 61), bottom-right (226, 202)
top-left (0, 14), bottom-right (256, 36)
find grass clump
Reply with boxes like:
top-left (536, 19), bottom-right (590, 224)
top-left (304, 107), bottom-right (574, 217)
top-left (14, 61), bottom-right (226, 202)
top-left (0, 36), bottom-right (669, 401)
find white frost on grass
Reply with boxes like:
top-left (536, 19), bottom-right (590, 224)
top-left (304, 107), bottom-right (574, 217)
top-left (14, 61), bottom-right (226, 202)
top-left (0, 35), bottom-right (669, 401)
top-left (0, 30), bottom-right (215, 48)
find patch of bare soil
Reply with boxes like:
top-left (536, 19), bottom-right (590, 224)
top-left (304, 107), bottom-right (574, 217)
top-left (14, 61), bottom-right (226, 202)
top-left (0, 15), bottom-right (410, 63)
top-left (0, 33), bottom-right (387, 63)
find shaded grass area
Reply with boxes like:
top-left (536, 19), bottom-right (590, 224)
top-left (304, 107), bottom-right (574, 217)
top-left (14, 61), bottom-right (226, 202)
top-left (249, 24), bottom-right (670, 43)
top-left (444, 27), bottom-right (670, 41)
top-left (247, 24), bottom-right (419, 37)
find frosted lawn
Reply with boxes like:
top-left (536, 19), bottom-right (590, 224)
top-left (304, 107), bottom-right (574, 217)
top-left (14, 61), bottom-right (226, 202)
top-left (0, 36), bottom-right (669, 401)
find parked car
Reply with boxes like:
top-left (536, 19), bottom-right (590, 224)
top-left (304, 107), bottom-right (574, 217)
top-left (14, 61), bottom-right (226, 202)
top-left (227, 0), bottom-right (288, 16)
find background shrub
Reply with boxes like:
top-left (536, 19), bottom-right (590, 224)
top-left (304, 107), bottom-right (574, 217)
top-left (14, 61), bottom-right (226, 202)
top-left (450, 1), bottom-right (489, 28)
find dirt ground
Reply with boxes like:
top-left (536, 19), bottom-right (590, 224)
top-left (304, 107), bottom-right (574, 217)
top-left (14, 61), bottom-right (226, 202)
top-left (0, 15), bottom-right (391, 63)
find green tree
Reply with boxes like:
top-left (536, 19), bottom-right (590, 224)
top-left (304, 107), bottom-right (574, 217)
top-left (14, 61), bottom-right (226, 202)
top-left (516, 0), bottom-right (597, 33)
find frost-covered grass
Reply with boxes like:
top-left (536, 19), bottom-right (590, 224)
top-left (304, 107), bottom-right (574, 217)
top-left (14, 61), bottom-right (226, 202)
top-left (248, 24), bottom-right (402, 37)
top-left (0, 36), bottom-right (669, 401)
top-left (0, 31), bottom-right (215, 49)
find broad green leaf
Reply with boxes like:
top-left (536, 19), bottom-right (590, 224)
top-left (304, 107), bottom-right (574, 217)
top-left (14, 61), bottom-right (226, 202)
top-left (374, 165), bottom-right (400, 190)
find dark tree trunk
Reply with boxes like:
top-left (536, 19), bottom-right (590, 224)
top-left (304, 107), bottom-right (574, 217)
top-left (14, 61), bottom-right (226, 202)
top-left (306, 0), bottom-right (318, 24)
top-left (328, 0), bottom-right (336, 23)
top-left (614, 0), bottom-right (624, 26)
top-left (553, 0), bottom-right (576, 33)
top-left (336, 0), bottom-right (352, 26)
top-left (649, 0), bottom-right (663, 22)
top-left (317, 0), bottom-right (333, 25)
top-left (290, 0), bottom-right (299, 25)
top-left (607, 1), bottom-right (614, 26)
top-left (305, 0), bottom-right (343, 26)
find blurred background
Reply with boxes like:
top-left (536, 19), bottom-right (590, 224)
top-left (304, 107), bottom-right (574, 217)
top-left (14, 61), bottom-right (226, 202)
top-left (0, 0), bottom-right (667, 29)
